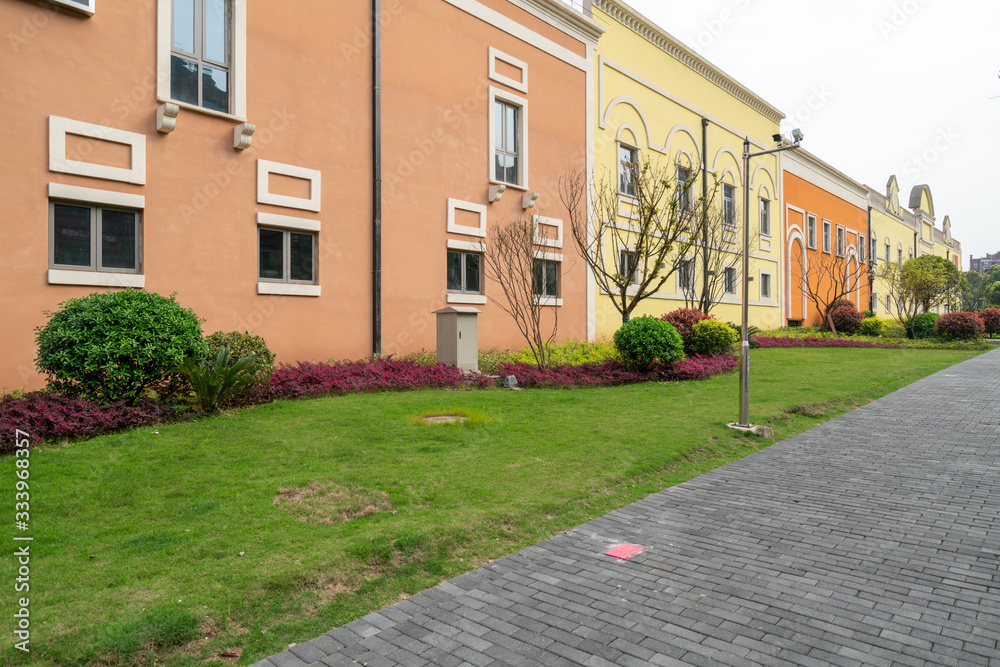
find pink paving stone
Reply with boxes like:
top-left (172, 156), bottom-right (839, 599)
top-left (605, 544), bottom-right (644, 559)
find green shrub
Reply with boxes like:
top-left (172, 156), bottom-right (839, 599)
top-left (511, 339), bottom-right (618, 366)
top-left (613, 316), bottom-right (684, 370)
top-left (913, 312), bottom-right (939, 339)
top-left (181, 347), bottom-right (260, 414)
top-left (399, 348), bottom-right (437, 365)
top-left (934, 311), bottom-right (985, 340)
top-left (660, 308), bottom-right (712, 353)
top-left (478, 347), bottom-right (518, 375)
top-left (881, 321), bottom-right (908, 339)
top-left (857, 317), bottom-right (884, 337)
top-left (204, 331), bottom-right (275, 383)
top-left (35, 290), bottom-right (205, 405)
top-left (862, 309), bottom-right (875, 318)
top-left (690, 319), bottom-right (739, 356)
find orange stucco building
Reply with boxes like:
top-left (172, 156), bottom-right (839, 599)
top-left (782, 149), bottom-right (870, 327)
top-left (0, 0), bottom-right (604, 391)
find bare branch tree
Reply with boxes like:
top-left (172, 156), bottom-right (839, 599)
top-left (482, 216), bottom-right (558, 369)
top-left (560, 156), bottom-right (703, 323)
top-left (800, 250), bottom-right (866, 334)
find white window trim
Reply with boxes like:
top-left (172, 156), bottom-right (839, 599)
top-left (446, 239), bottom-right (486, 253)
top-left (532, 215), bottom-right (563, 249)
top-left (48, 0), bottom-right (95, 16)
top-left (48, 183), bottom-right (145, 209)
top-left (616, 244), bottom-right (641, 286)
top-left (759, 269), bottom-right (773, 301)
top-left (447, 293), bottom-right (488, 305)
top-left (488, 87), bottom-right (529, 190)
top-left (257, 283), bottom-right (321, 297)
top-left (759, 196), bottom-right (771, 238)
top-left (872, 292), bottom-right (878, 313)
top-left (806, 214), bottom-right (818, 250)
top-left (256, 212), bottom-right (320, 232)
top-left (836, 224), bottom-right (846, 257)
top-left (532, 250), bottom-right (563, 262)
top-left (49, 270), bottom-right (144, 288)
top-left (156, 0), bottom-right (247, 121)
top-left (822, 219), bottom-right (832, 254)
top-left (447, 199), bottom-right (487, 238)
top-left (488, 47), bottom-right (528, 94)
top-left (859, 234), bottom-right (867, 264)
top-left (49, 117), bottom-right (146, 185)
top-left (723, 266), bottom-right (738, 294)
top-left (531, 252), bottom-right (562, 306)
top-left (257, 160), bottom-right (322, 213)
top-left (617, 141), bottom-right (639, 199)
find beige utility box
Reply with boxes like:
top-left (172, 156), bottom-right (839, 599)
top-left (433, 306), bottom-right (480, 372)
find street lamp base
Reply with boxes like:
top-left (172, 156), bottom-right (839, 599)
top-left (726, 422), bottom-right (775, 438)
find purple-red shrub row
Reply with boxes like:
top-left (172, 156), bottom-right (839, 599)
top-left (496, 355), bottom-right (736, 389)
top-left (0, 393), bottom-right (173, 452)
top-left (262, 358), bottom-right (495, 400)
top-left (753, 336), bottom-right (896, 349)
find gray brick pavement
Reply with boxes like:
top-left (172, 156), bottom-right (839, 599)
top-left (254, 349), bottom-right (1000, 666)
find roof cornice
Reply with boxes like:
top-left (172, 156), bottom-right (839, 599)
top-left (521, 0), bottom-right (606, 43)
top-left (593, 0), bottom-right (784, 124)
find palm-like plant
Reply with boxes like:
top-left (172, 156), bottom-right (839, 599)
top-left (180, 347), bottom-right (258, 414)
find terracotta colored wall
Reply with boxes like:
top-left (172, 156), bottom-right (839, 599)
top-left (783, 172), bottom-right (869, 326)
top-left (0, 1), bottom-right (592, 391)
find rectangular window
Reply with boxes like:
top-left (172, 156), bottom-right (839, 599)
top-left (494, 99), bottom-right (520, 186)
top-left (678, 259), bottom-right (693, 291)
top-left (759, 198), bottom-right (771, 236)
top-left (836, 226), bottom-right (845, 257)
top-left (724, 267), bottom-right (737, 294)
top-left (859, 234), bottom-right (866, 264)
top-left (532, 259), bottom-right (559, 298)
top-left (447, 250), bottom-right (482, 294)
top-left (822, 221), bottom-right (831, 253)
top-left (872, 292), bottom-right (878, 313)
top-left (677, 166), bottom-right (692, 210)
top-left (723, 184), bottom-right (736, 228)
top-left (886, 294), bottom-right (892, 311)
top-left (171, 0), bottom-right (231, 113)
top-left (258, 228), bottom-right (316, 283)
top-left (619, 249), bottom-right (639, 284)
top-left (50, 201), bottom-right (141, 273)
top-left (898, 248), bottom-right (903, 264)
top-left (760, 272), bottom-right (772, 300)
top-left (807, 215), bottom-right (817, 249)
top-left (885, 243), bottom-right (890, 263)
top-left (619, 145), bottom-right (638, 197)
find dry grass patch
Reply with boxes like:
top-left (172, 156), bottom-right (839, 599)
top-left (272, 483), bottom-right (393, 524)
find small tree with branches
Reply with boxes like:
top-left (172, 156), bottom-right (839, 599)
top-left (560, 157), bottom-right (703, 324)
top-left (879, 255), bottom-right (964, 338)
top-left (800, 250), bottom-right (866, 334)
top-left (483, 216), bottom-right (559, 369)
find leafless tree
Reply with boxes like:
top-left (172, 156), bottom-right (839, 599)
top-left (800, 250), bottom-right (866, 334)
top-left (482, 216), bottom-right (559, 369)
top-left (559, 157), bottom-right (703, 324)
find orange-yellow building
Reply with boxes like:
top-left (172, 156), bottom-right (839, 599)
top-left (782, 149), bottom-right (869, 326)
top-left (0, 0), bottom-right (603, 390)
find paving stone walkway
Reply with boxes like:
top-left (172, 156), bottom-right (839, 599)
top-left (255, 350), bottom-right (1000, 666)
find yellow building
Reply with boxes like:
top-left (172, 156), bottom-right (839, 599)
top-left (867, 176), bottom-right (962, 319)
top-left (588, 0), bottom-right (786, 339)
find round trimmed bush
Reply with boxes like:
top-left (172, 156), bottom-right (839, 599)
top-left (829, 305), bottom-right (864, 335)
top-left (613, 316), bottom-right (684, 370)
top-left (204, 331), bottom-right (276, 384)
top-left (913, 312), bottom-right (939, 339)
top-left (857, 317), bottom-right (884, 337)
top-left (690, 319), bottom-right (739, 356)
top-left (35, 290), bottom-right (205, 405)
top-left (934, 311), bottom-right (984, 340)
top-left (660, 308), bottom-right (711, 352)
top-left (978, 307), bottom-right (1000, 337)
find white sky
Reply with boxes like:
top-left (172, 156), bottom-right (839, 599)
top-left (623, 0), bottom-right (999, 263)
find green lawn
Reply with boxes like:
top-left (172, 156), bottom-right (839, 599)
top-left (1, 347), bottom-right (984, 666)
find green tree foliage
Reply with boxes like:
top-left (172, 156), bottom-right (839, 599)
top-left (35, 290), bottom-right (205, 405)
top-left (204, 331), bottom-right (275, 384)
top-left (689, 319), bottom-right (738, 356)
top-left (878, 255), bottom-right (964, 339)
top-left (612, 316), bottom-right (684, 370)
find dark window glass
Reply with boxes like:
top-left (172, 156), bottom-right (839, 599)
top-left (101, 210), bottom-right (136, 270)
top-left (202, 66), bottom-right (229, 113)
top-left (534, 260), bottom-right (559, 297)
top-left (53, 204), bottom-right (91, 267)
top-left (289, 233), bottom-right (314, 282)
top-left (494, 101), bottom-right (519, 185)
top-left (258, 229), bottom-right (284, 280)
top-left (464, 253), bottom-right (481, 293)
top-left (171, 56), bottom-right (199, 106)
top-left (447, 251), bottom-right (463, 291)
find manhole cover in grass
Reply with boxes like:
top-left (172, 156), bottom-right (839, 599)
top-left (273, 483), bottom-right (392, 524)
top-left (420, 414), bottom-right (467, 425)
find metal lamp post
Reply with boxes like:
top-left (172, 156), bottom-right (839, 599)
top-left (733, 130), bottom-right (803, 429)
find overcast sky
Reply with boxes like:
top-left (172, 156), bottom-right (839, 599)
top-left (623, 0), bottom-right (998, 263)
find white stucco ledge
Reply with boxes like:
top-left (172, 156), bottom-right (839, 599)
top-left (48, 270), bottom-right (145, 288)
top-left (257, 283), bottom-right (321, 297)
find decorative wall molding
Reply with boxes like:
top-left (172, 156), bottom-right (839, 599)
top-left (48, 269), bottom-right (144, 288)
top-left (156, 103), bottom-right (179, 134)
top-left (49, 116), bottom-right (146, 185)
top-left (532, 215), bottom-right (563, 249)
top-left (257, 283), bottom-right (321, 297)
top-left (488, 47), bottom-right (528, 93)
top-left (446, 199), bottom-right (488, 238)
top-left (257, 160), bottom-right (322, 212)
top-left (256, 212), bottom-right (320, 232)
top-left (234, 123), bottom-right (255, 150)
top-left (48, 182), bottom-right (145, 209)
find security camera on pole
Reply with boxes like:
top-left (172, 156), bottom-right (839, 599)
top-left (729, 129), bottom-right (804, 433)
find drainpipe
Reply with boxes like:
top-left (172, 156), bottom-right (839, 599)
top-left (372, 0), bottom-right (382, 357)
top-left (867, 207), bottom-right (872, 312)
top-left (701, 118), bottom-right (709, 312)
